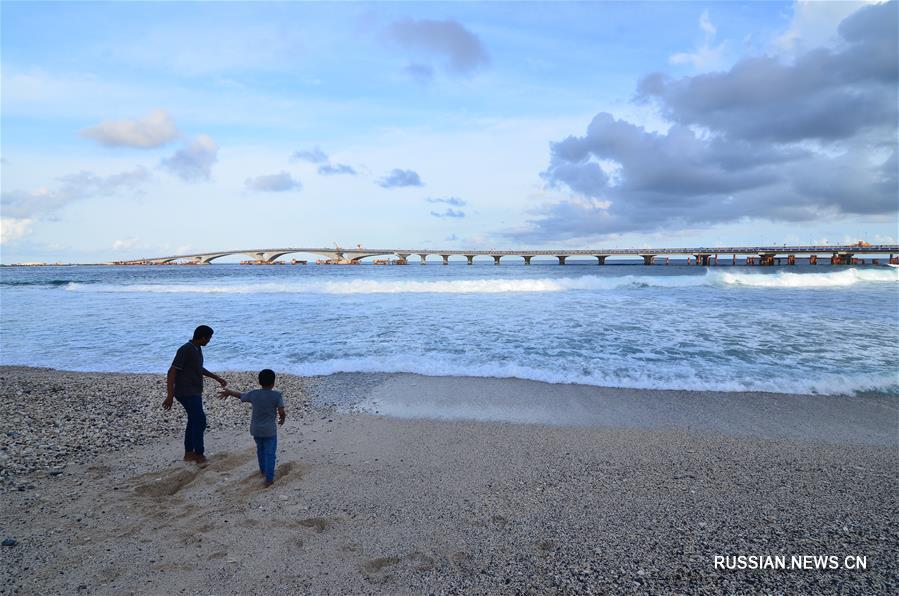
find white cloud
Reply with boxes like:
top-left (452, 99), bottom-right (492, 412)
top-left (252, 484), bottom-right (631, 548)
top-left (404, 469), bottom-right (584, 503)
top-left (112, 238), bottom-right (139, 250)
top-left (160, 134), bottom-right (218, 181)
top-left (773, 0), bottom-right (881, 55)
top-left (1, 218), bottom-right (34, 244)
top-left (669, 9), bottom-right (728, 72)
top-left (80, 108), bottom-right (179, 148)
top-left (1, 166), bottom-right (150, 219)
top-left (245, 171), bottom-right (302, 192)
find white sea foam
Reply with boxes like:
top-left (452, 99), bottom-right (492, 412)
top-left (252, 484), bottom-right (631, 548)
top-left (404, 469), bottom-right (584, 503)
top-left (62, 267), bottom-right (898, 295)
top-left (207, 354), bottom-right (899, 396)
top-left (714, 267), bottom-right (898, 288)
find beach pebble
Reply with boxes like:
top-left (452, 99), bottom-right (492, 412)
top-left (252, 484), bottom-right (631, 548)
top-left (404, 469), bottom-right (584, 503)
top-left (2, 538), bottom-right (17, 547)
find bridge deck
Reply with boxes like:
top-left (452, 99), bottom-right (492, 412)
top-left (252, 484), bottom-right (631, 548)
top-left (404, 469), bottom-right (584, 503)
top-left (113, 244), bottom-right (899, 265)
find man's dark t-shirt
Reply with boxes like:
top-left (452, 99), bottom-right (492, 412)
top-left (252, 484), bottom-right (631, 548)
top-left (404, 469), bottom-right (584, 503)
top-left (171, 341), bottom-right (204, 397)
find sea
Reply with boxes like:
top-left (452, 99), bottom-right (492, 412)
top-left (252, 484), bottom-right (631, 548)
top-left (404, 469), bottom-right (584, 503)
top-left (1, 260), bottom-right (897, 396)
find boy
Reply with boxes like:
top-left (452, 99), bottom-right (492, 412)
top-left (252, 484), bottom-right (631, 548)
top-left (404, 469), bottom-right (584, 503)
top-left (219, 369), bottom-right (286, 486)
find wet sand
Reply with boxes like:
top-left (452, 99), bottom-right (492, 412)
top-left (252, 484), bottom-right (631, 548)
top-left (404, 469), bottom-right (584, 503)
top-left (1, 367), bottom-right (897, 594)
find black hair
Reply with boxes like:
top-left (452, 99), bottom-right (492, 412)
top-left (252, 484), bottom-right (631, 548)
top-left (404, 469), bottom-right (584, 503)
top-left (258, 369), bottom-right (276, 386)
top-left (193, 325), bottom-right (214, 340)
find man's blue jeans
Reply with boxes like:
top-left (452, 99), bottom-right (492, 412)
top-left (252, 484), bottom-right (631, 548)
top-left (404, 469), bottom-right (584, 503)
top-left (175, 395), bottom-right (206, 456)
top-left (254, 436), bottom-right (277, 482)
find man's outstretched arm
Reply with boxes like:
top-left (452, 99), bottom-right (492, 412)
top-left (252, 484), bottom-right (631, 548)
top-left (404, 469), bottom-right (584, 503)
top-left (202, 368), bottom-right (228, 387)
top-left (278, 407), bottom-right (286, 425)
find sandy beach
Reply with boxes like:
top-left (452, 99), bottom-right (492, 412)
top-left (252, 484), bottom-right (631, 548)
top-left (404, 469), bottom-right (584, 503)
top-left (1, 366), bottom-right (897, 594)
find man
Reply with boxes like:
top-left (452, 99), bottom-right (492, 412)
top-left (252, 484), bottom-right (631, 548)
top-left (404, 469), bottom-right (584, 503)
top-left (163, 325), bottom-right (227, 464)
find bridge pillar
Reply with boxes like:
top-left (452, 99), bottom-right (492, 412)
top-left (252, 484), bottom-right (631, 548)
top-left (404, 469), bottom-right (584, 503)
top-left (418, 254), bottom-right (428, 265)
top-left (759, 254), bottom-right (775, 266)
top-left (493, 255), bottom-right (502, 265)
top-left (787, 254), bottom-right (796, 265)
top-left (465, 255), bottom-right (475, 265)
top-left (694, 254), bottom-right (711, 266)
top-left (641, 255), bottom-right (655, 265)
top-left (441, 254), bottom-right (450, 265)
top-left (595, 256), bottom-right (606, 265)
top-left (809, 254), bottom-right (817, 265)
top-left (396, 254), bottom-right (411, 264)
top-left (556, 255), bottom-right (567, 265)
top-left (523, 255), bottom-right (532, 265)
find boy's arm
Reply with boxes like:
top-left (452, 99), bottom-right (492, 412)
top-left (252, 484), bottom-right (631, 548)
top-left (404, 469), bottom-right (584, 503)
top-left (218, 388), bottom-right (242, 399)
top-left (278, 407), bottom-right (286, 425)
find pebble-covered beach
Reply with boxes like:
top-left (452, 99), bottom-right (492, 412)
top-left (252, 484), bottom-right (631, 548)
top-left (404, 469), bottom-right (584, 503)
top-left (1, 367), bottom-right (897, 594)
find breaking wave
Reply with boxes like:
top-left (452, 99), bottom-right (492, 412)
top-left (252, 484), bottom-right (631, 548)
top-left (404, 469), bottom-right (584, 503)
top-left (62, 267), bottom-right (898, 294)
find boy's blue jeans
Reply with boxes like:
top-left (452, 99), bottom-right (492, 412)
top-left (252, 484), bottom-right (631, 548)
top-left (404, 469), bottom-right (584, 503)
top-left (254, 436), bottom-right (277, 482)
top-left (175, 395), bottom-right (206, 456)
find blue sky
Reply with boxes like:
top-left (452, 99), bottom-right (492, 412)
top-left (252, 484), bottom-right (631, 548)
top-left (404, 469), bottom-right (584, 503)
top-left (1, 1), bottom-right (896, 262)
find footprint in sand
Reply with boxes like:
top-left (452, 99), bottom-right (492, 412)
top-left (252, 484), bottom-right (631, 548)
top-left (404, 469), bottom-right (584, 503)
top-left (292, 516), bottom-right (338, 533)
top-left (362, 556), bottom-right (401, 583)
top-left (133, 468), bottom-right (199, 497)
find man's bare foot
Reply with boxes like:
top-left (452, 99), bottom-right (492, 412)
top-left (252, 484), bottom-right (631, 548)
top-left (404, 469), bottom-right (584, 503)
top-left (263, 480), bottom-right (273, 487)
top-left (183, 452), bottom-right (197, 461)
top-left (194, 455), bottom-right (208, 466)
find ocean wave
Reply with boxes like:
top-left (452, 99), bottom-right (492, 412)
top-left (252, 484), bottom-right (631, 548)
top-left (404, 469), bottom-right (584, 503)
top-left (2, 279), bottom-right (83, 287)
top-left (714, 268), bottom-right (898, 288)
top-left (210, 355), bottom-right (899, 396)
top-left (61, 267), bottom-right (898, 294)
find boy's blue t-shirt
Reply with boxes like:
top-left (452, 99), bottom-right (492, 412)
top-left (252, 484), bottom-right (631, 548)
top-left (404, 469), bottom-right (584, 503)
top-left (240, 389), bottom-right (284, 438)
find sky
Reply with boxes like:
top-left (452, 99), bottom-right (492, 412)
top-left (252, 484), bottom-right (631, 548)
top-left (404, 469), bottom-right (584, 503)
top-left (1, 1), bottom-right (896, 263)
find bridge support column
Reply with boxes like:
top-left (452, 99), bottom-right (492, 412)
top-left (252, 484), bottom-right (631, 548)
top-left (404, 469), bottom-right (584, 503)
top-left (523, 256), bottom-right (532, 265)
top-left (694, 255), bottom-right (711, 266)
top-left (759, 254), bottom-right (775, 266)
top-left (595, 256), bottom-right (606, 265)
top-left (809, 254), bottom-right (817, 265)
top-left (733, 254), bottom-right (736, 265)
top-left (465, 255), bottom-right (475, 265)
top-left (493, 255), bottom-right (502, 265)
top-left (556, 255), bottom-right (567, 265)
top-left (419, 254), bottom-right (428, 265)
top-left (787, 255), bottom-right (796, 265)
top-left (441, 255), bottom-right (450, 265)
top-left (641, 255), bottom-right (655, 265)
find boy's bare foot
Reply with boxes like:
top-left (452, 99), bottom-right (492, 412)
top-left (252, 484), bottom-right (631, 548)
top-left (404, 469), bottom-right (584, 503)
top-left (263, 480), bottom-right (273, 487)
top-left (194, 455), bottom-right (208, 466)
top-left (183, 452), bottom-right (197, 461)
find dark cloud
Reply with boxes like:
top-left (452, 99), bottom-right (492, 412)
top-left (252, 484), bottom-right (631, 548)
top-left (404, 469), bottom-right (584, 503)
top-left (378, 168), bottom-right (423, 188)
top-left (431, 208), bottom-right (465, 218)
top-left (1, 167), bottom-right (150, 218)
top-left (245, 171), bottom-right (301, 192)
top-left (317, 163), bottom-right (357, 176)
top-left (291, 146), bottom-right (328, 164)
top-left (516, 2), bottom-right (898, 242)
top-left (636, 2), bottom-right (897, 144)
top-left (406, 63), bottom-right (435, 84)
top-left (426, 196), bottom-right (466, 207)
top-left (160, 135), bottom-right (218, 181)
top-left (386, 18), bottom-right (489, 77)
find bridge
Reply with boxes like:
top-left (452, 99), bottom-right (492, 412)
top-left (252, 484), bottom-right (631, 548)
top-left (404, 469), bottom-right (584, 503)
top-left (111, 244), bottom-right (899, 266)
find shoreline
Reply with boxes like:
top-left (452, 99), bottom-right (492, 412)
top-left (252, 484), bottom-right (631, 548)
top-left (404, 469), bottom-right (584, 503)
top-left (1, 366), bottom-right (897, 593)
